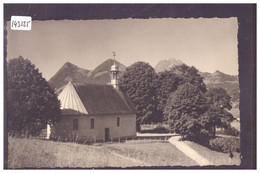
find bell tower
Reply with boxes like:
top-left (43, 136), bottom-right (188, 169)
top-left (111, 51), bottom-right (119, 89)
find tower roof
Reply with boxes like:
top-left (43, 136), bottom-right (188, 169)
top-left (111, 64), bottom-right (119, 71)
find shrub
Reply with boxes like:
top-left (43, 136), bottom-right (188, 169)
top-left (209, 137), bottom-right (240, 153)
top-left (188, 134), bottom-right (211, 146)
top-left (151, 126), bottom-right (169, 133)
top-left (216, 126), bottom-right (240, 137)
top-left (140, 124), bottom-right (169, 133)
top-left (223, 127), bottom-right (240, 136)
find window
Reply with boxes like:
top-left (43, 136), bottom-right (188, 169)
top-left (117, 117), bottom-right (120, 127)
top-left (91, 118), bottom-right (94, 129)
top-left (73, 119), bottom-right (78, 130)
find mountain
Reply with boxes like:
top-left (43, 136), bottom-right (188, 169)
top-left (155, 58), bottom-right (239, 117)
top-left (48, 62), bottom-right (90, 91)
top-left (199, 70), bottom-right (238, 84)
top-left (86, 59), bottom-right (126, 85)
top-left (155, 59), bottom-right (239, 102)
top-left (199, 70), bottom-right (240, 118)
top-left (48, 59), bottom-right (126, 91)
top-left (199, 70), bottom-right (239, 103)
top-left (154, 58), bottom-right (184, 72)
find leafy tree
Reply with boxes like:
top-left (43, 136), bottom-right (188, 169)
top-left (170, 64), bottom-right (207, 93)
top-left (155, 70), bottom-right (180, 121)
top-left (163, 83), bottom-right (208, 139)
top-left (205, 87), bottom-right (232, 110)
top-left (199, 106), bottom-right (222, 137)
top-left (119, 62), bottom-right (159, 127)
top-left (7, 56), bottom-right (61, 136)
top-left (201, 87), bottom-right (234, 136)
top-left (154, 64), bottom-right (206, 124)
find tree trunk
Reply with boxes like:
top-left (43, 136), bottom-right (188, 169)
top-left (213, 125), bottom-right (216, 137)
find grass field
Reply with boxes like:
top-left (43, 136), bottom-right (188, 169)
top-left (102, 140), bottom-right (197, 167)
top-left (8, 137), bottom-right (138, 168)
top-left (7, 136), bottom-right (240, 168)
top-left (183, 140), bottom-right (240, 166)
top-left (8, 137), bottom-right (196, 168)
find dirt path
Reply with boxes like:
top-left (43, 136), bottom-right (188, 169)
top-left (102, 147), bottom-right (151, 167)
top-left (168, 136), bottom-right (212, 166)
top-left (108, 151), bottom-right (151, 167)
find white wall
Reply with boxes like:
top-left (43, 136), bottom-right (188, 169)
top-left (52, 114), bottom-right (136, 141)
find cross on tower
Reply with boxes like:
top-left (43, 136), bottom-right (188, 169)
top-left (112, 51), bottom-right (116, 64)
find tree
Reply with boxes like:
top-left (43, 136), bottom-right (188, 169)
top-left (199, 106), bottom-right (222, 137)
top-left (170, 64), bottom-right (207, 93)
top-left (163, 83), bottom-right (208, 139)
top-left (7, 56), bottom-right (61, 136)
top-left (205, 87), bottom-right (232, 110)
top-left (155, 70), bottom-right (180, 121)
top-left (201, 87), bottom-right (234, 136)
top-left (119, 62), bottom-right (159, 127)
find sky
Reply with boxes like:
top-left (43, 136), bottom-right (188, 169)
top-left (6, 18), bottom-right (238, 80)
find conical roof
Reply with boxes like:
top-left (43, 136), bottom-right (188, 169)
top-left (58, 81), bottom-right (88, 115)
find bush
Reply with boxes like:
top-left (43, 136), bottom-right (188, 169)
top-left (217, 126), bottom-right (240, 137)
top-left (140, 124), bottom-right (169, 133)
top-left (150, 126), bottom-right (169, 133)
top-left (209, 137), bottom-right (240, 153)
top-left (224, 127), bottom-right (240, 136)
top-left (188, 134), bottom-right (211, 146)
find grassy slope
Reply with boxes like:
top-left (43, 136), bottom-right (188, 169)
top-left (8, 137), bottom-right (141, 168)
top-left (8, 137), bottom-right (196, 168)
top-left (103, 140), bottom-right (197, 167)
top-left (183, 140), bottom-right (240, 166)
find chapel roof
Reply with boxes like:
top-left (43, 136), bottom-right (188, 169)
top-left (58, 82), bottom-right (136, 115)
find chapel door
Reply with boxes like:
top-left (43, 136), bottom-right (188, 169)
top-left (105, 128), bottom-right (110, 141)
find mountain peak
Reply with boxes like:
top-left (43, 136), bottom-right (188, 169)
top-left (48, 59), bottom-right (126, 91)
top-left (63, 61), bottom-right (74, 66)
top-left (49, 62), bottom-right (90, 90)
top-left (104, 58), bottom-right (114, 62)
top-left (91, 59), bottom-right (125, 74)
top-left (200, 70), bottom-right (239, 108)
top-left (155, 58), bottom-right (184, 73)
top-left (64, 61), bottom-right (72, 65)
top-left (213, 70), bottom-right (223, 75)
